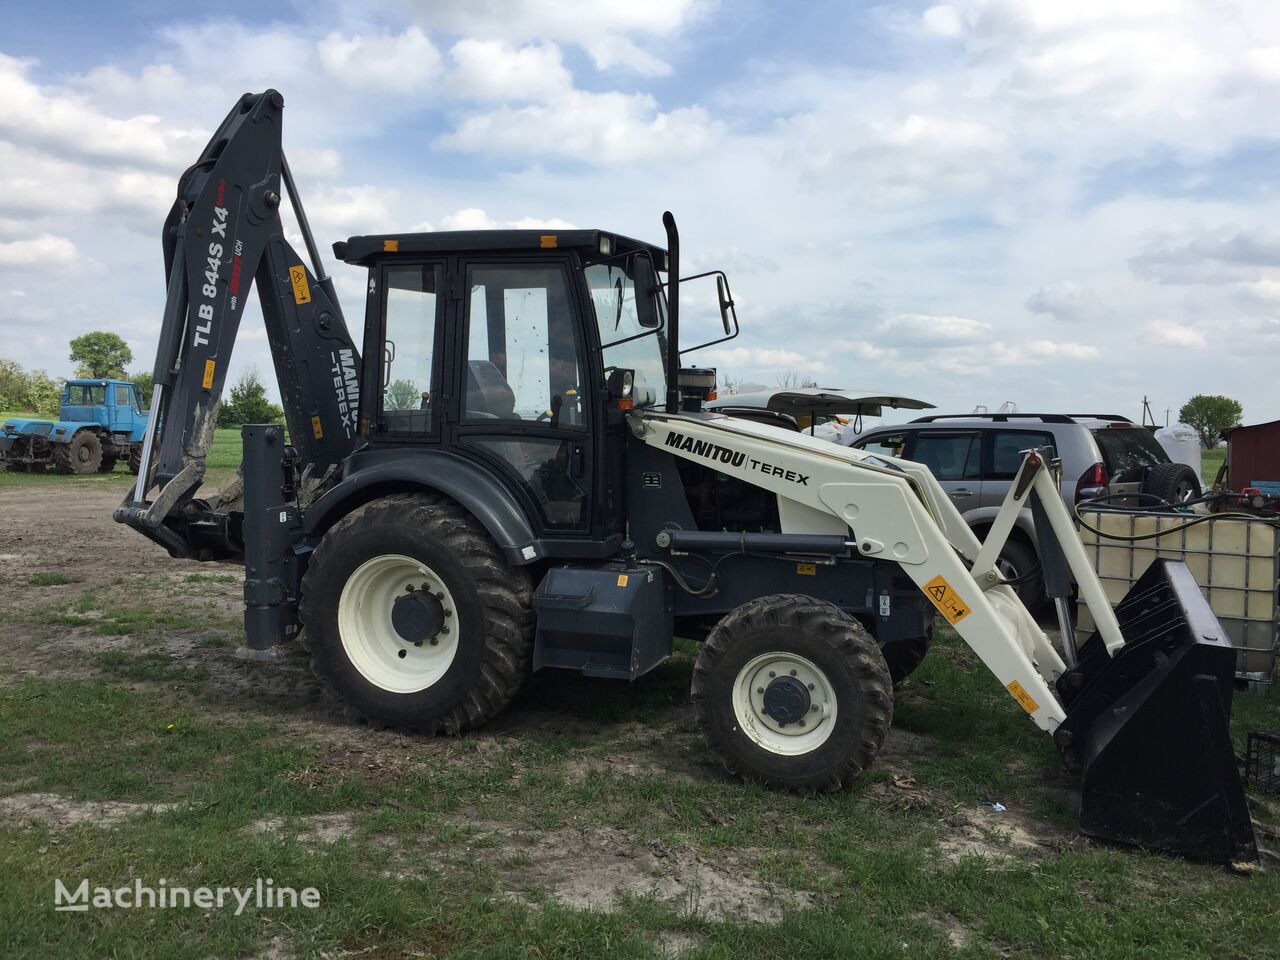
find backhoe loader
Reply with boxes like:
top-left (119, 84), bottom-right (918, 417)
top-left (116, 90), bottom-right (1257, 865)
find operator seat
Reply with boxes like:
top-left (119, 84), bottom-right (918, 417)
top-left (465, 360), bottom-right (517, 419)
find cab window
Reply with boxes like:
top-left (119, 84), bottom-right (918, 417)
top-left (464, 264), bottom-right (584, 428)
top-left (584, 257), bottom-right (666, 406)
top-left (65, 384), bottom-right (106, 405)
top-left (378, 263), bottom-right (442, 435)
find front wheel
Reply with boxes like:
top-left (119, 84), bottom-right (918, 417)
top-left (54, 431), bottom-right (102, 475)
top-left (692, 594), bottom-right (893, 792)
top-left (300, 493), bottom-right (533, 733)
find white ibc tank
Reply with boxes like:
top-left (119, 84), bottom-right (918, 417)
top-left (1154, 423), bottom-right (1202, 477)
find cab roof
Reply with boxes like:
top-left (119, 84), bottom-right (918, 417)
top-left (335, 230), bottom-right (668, 267)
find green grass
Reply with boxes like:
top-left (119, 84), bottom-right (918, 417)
top-left (0, 426), bottom-right (243, 489)
top-left (28, 573), bottom-right (82, 587)
top-left (1202, 447), bottom-right (1226, 485)
top-left (0, 623), bottom-right (1276, 958)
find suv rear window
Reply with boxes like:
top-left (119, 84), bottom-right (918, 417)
top-left (1092, 427), bottom-right (1167, 483)
top-left (988, 430), bottom-right (1055, 480)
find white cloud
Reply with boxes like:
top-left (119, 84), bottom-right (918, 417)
top-left (879, 313), bottom-right (993, 342)
top-left (0, 234), bottom-right (79, 267)
top-left (447, 39), bottom-right (572, 103)
top-left (0, 54), bottom-right (204, 168)
top-left (409, 0), bottom-right (712, 76)
top-left (318, 27), bottom-right (442, 92)
top-left (1025, 281), bottom-right (1111, 322)
top-left (1143, 319), bottom-right (1207, 348)
top-left (439, 208), bottom-right (576, 230)
top-left (438, 90), bottom-right (723, 164)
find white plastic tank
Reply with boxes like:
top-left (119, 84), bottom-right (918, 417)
top-left (1154, 423), bottom-right (1202, 478)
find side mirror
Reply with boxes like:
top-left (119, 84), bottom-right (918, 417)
top-left (716, 275), bottom-right (734, 335)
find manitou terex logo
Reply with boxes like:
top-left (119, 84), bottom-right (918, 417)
top-left (54, 878), bottom-right (321, 915)
top-left (330, 348), bottom-right (360, 437)
top-left (663, 430), bottom-right (810, 485)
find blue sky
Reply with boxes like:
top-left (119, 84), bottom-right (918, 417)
top-left (2, 0), bottom-right (1279, 423)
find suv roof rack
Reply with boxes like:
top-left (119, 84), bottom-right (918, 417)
top-left (1065, 414), bottom-right (1133, 423)
top-left (910, 413), bottom-right (1077, 424)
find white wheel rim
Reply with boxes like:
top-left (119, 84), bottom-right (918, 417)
top-left (338, 553), bottom-right (460, 694)
top-left (731, 652), bottom-right (838, 756)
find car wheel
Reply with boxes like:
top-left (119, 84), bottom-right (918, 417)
top-left (996, 538), bottom-right (1043, 609)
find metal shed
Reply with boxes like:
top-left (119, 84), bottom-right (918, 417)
top-left (1224, 419), bottom-right (1280, 490)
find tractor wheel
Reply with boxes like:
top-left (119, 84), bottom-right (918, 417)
top-left (300, 493), bottom-right (534, 734)
top-left (128, 444), bottom-right (145, 475)
top-left (692, 594), bottom-right (893, 793)
top-left (54, 431), bottom-right (103, 475)
top-left (98, 456), bottom-right (118, 473)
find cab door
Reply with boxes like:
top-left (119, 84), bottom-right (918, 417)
top-left (451, 259), bottom-right (593, 535)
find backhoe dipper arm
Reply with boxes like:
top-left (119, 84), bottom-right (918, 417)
top-left (115, 90), bottom-right (360, 559)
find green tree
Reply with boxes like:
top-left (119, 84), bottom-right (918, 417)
top-left (129, 371), bottom-right (154, 408)
top-left (69, 332), bottom-right (133, 379)
top-left (24, 371), bottom-right (63, 418)
top-left (385, 378), bottom-right (421, 410)
top-left (216, 368), bottom-right (284, 426)
top-left (0, 358), bottom-right (27, 410)
top-left (1178, 394), bottom-right (1243, 449)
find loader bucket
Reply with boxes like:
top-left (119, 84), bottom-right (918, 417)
top-left (1053, 560), bottom-right (1257, 864)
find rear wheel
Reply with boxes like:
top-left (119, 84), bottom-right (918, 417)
top-left (54, 431), bottom-right (102, 475)
top-left (300, 493), bottom-right (533, 733)
top-left (692, 594), bottom-right (893, 792)
top-left (1143, 462), bottom-right (1201, 505)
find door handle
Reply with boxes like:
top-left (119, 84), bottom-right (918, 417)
top-left (949, 488), bottom-right (973, 497)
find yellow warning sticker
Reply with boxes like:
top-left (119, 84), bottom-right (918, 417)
top-left (383, 239), bottom-right (399, 252)
top-left (1006, 680), bottom-right (1040, 715)
top-left (922, 574), bottom-right (970, 624)
top-left (311, 415), bottom-right (324, 439)
top-left (201, 359), bottom-right (216, 390)
top-left (616, 574), bottom-right (629, 588)
top-left (289, 265), bottom-right (311, 304)
top-left (539, 235), bottom-right (558, 248)
top-left (796, 562), bottom-right (817, 576)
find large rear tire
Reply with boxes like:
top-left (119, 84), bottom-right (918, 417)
top-left (300, 493), bottom-right (533, 733)
top-left (54, 431), bottom-right (102, 475)
top-left (692, 594), bottom-right (893, 792)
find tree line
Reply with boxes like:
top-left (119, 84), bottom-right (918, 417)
top-left (2, 331), bottom-right (283, 426)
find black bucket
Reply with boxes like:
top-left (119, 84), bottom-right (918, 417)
top-left (1053, 560), bottom-right (1257, 864)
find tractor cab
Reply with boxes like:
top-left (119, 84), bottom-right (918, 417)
top-left (334, 229), bottom-right (719, 545)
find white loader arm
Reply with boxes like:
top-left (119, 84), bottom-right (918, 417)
top-left (634, 410), bottom-right (1129, 733)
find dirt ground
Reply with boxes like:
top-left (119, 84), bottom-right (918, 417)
top-left (0, 483), bottom-right (1080, 931)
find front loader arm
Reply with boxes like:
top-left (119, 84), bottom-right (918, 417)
top-left (635, 410), bottom-right (1072, 730)
top-left (115, 90), bottom-right (360, 560)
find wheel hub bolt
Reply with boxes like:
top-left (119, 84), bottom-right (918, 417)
top-left (429, 638), bottom-right (439, 646)
top-left (799, 720), bottom-right (806, 727)
top-left (768, 671), bottom-right (776, 678)
top-left (756, 687), bottom-right (764, 694)
top-left (790, 669), bottom-right (797, 676)
top-left (397, 650), bottom-right (407, 659)
top-left (441, 627), bottom-right (450, 635)
top-left (808, 683), bottom-right (815, 690)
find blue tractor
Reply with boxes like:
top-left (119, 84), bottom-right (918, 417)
top-left (0, 379), bottom-right (148, 475)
